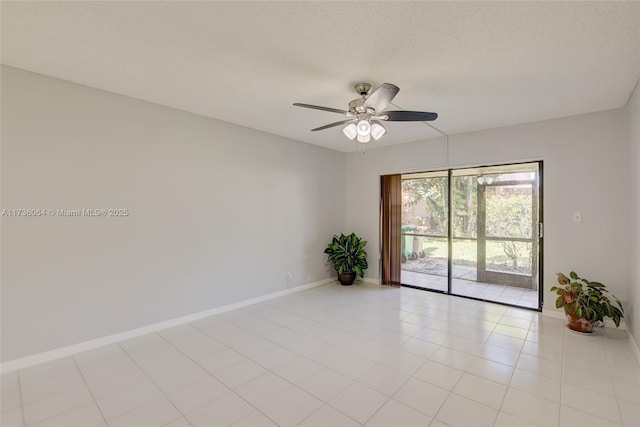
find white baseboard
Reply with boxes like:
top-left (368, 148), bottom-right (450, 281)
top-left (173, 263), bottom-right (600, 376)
top-left (630, 332), bottom-right (640, 365)
top-left (359, 277), bottom-right (382, 287)
top-left (541, 308), bottom-right (565, 321)
top-left (1, 278), bottom-right (334, 373)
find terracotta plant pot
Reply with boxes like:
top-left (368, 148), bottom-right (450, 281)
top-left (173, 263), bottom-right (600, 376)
top-left (564, 306), bottom-right (595, 333)
top-left (338, 272), bottom-right (356, 286)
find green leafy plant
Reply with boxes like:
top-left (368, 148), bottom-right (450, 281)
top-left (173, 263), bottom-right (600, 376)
top-left (551, 271), bottom-right (624, 327)
top-left (324, 233), bottom-right (368, 277)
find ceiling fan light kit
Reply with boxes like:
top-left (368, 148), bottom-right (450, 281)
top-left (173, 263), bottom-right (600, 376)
top-left (294, 82), bottom-right (438, 149)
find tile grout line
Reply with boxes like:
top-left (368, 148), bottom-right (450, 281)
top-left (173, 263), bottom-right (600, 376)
top-left (70, 355), bottom-right (109, 426)
top-left (358, 361), bottom-right (416, 425)
top-left (295, 400), bottom-right (363, 426)
top-left (421, 324), bottom-right (482, 425)
top-left (559, 324), bottom-right (567, 426)
top-left (427, 377), bottom-right (458, 426)
top-left (228, 308), bottom-right (411, 426)
top-left (19, 357), bottom-right (106, 427)
top-left (161, 323), bottom-right (309, 426)
top-left (230, 298), bottom-right (395, 373)
top-left (116, 338), bottom-right (197, 425)
top-left (153, 330), bottom-right (258, 423)
top-left (478, 311), bottom-right (510, 427)
top-left (74, 348), bottom-right (148, 405)
top-left (600, 329), bottom-right (626, 426)
top-left (228, 290), bottom-right (442, 425)
top-left (191, 306), bottom-right (415, 425)
top-left (492, 311), bottom-right (533, 426)
top-left (17, 369), bottom-right (26, 427)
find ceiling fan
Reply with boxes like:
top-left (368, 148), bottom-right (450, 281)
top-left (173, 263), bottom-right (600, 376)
top-left (293, 82), bottom-right (437, 144)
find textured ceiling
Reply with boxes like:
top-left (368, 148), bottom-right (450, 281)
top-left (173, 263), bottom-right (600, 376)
top-left (2, 1), bottom-right (639, 152)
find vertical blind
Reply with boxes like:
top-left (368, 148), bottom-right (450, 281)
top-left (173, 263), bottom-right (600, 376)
top-left (380, 174), bottom-right (402, 286)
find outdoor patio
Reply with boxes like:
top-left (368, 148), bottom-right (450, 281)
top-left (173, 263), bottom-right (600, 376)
top-left (401, 269), bottom-right (539, 309)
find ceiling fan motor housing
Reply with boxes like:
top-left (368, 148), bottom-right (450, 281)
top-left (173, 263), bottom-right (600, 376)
top-left (350, 83), bottom-right (374, 114)
top-left (349, 98), bottom-right (367, 114)
top-left (354, 82), bottom-right (372, 97)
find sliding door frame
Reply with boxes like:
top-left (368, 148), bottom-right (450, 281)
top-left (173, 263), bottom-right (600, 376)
top-left (386, 160), bottom-right (544, 312)
top-left (447, 170), bottom-right (453, 295)
top-left (538, 161), bottom-right (545, 311)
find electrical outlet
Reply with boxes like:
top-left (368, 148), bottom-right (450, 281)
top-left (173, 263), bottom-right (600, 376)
top-left (573, 212), bottom-right (582, 223)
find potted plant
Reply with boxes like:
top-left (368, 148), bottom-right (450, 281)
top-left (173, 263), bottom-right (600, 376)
top-left (551, 271), bottom-right (624, 333)
top-left (324, 233), bottom-right (368, 286)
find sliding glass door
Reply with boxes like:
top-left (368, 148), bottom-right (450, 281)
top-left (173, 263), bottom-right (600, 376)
top-left (394, 162), bottom-right (542, 310)
top-left (450, 163), bottom-right (540, 308)
top-left (400, 171), bottom-right (448, 292)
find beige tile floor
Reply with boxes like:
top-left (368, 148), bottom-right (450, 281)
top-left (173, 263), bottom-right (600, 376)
top-left (1, 283), bottom-right (639, 426)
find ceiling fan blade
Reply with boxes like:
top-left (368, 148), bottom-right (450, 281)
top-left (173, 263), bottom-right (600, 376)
top-left (293, 103), bottom-right (351, 115)
top-left (311, 119), bottom-right (357, 131)
top-left (363, 83), bottom-right (399, 112)
top-left (381, 111), bottom-right (438, 122)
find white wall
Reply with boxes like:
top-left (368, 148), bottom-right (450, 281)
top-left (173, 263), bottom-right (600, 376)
top-left (346, 109), bottom-right (630, 314)
top-left (1, 66), bottom-right (345, 362)
top-left (628, 80), bottom-right (640, 347)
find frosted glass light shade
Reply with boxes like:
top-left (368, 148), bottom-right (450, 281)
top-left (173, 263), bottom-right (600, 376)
top-left (371, 122), bottom-right (386, 140)
top-left (357, 134), bottom-right (371, 143)
top-left (356, 120), bottom-right (371, 136)
top-left (343, 123), bottom-right (357, 140)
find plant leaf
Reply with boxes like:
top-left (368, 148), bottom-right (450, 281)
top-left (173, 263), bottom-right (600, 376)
top-left (557, 273), bottom-right (570, 285)
top-left (555, 297), bottom-right (564, 309)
